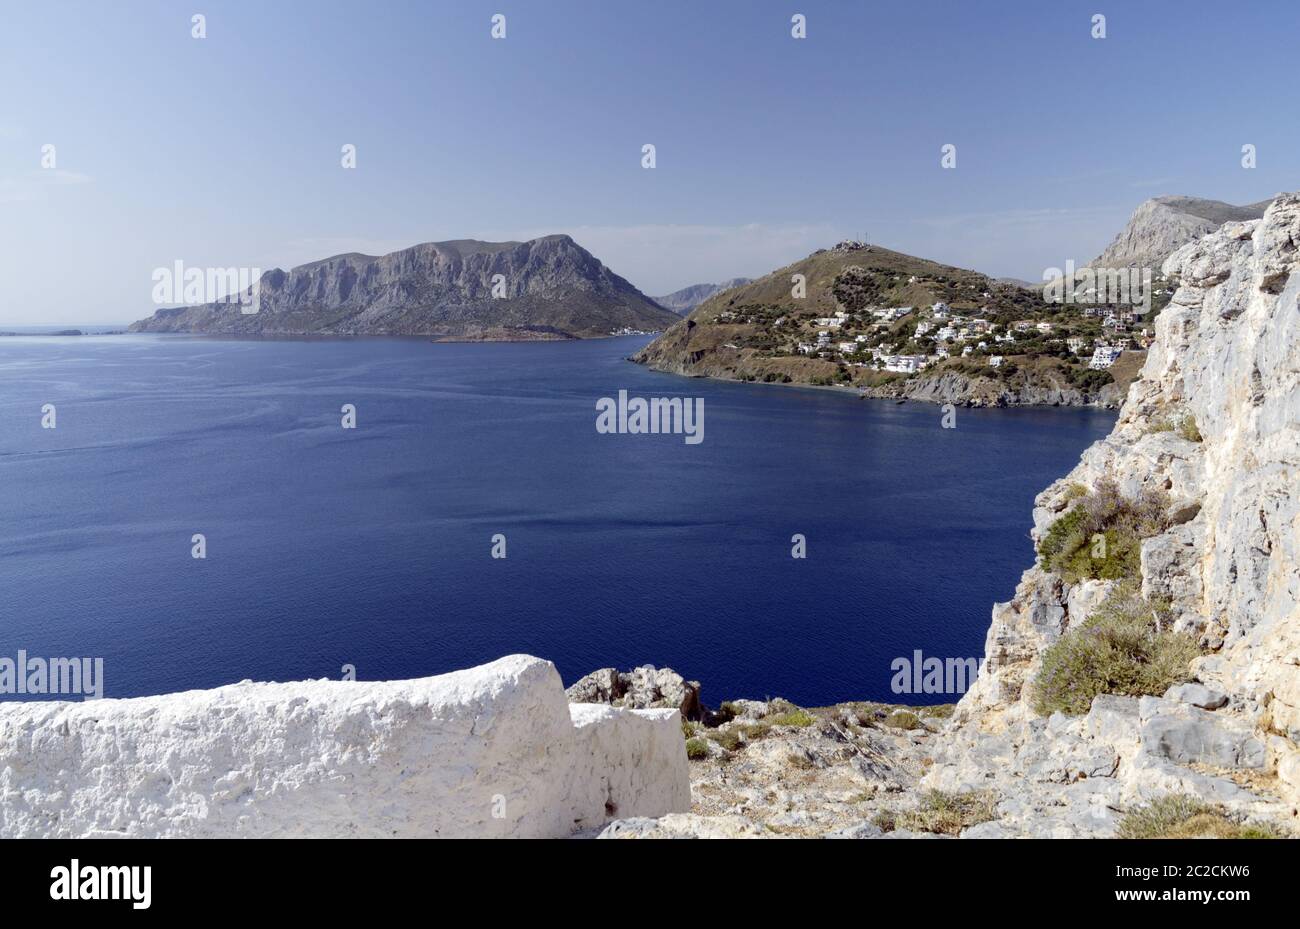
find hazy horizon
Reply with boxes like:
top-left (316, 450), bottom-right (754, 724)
top-left (3, 0), bottom-right (1296, 325)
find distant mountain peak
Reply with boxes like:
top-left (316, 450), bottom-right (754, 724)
top-left (130, 235), bottom-right (677, 340)
top-left (652, 278), bottom-right (753, 315)
top-left (1090, 195), bottom-right (1274, 271)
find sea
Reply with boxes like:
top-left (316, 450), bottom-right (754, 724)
top-left (0, 333), bottom-right (1114, 706)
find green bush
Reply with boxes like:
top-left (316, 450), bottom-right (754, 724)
top-left (1177, 415), bottom-right (1203, 443)
top-left (716, 701), bottom-right (743, 723)
top-left (1036, 478), bottom-right (1171, 583)
top-left (707, 729), bottom-right (741, 752)
top-left (1032, 586), bottom-right (1200, 716)
top-left (1145, 412), bottom-right (1203, 443)
top-left (685, 737), bottom-right (709, 760)
top-left (1118, 795), bottom-right (1283, 839)
top-left (885, 790), bottom-right (998, 836)
top-left (767, 708), bottom-right (815, 728)
top-left (883, 710), bottom-right (922, 729)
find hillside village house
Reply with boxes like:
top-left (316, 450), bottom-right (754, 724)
top-left (884, 354), bottom-right (927, 374)
top-left (1067, 337), bottom-right (1089, 354)
top-left (989, 355), bottom-right (1004, 368)
top-left (873, 306), bottom-right (913, 322)
top-left (931, 302), bottom-right (950, 318)
top-left (1089, 344), bottom-right (1124, 370)
top-left (1036, 321), bottom-right (1054, 333)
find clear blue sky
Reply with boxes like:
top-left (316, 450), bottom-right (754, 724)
top-left (2, 0), bottom-right (1296, 324)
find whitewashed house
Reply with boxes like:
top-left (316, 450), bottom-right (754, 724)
top-left (1089, 345), bottom-right (1124, 369)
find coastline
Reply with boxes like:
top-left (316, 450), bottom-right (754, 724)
top-left (630, 355), bottom-right (1126, 409)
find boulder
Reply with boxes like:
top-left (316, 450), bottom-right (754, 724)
top-left (567, 664), bottom-right (703, 720)
top-left (1164, 682), bottom-right (1228, 710)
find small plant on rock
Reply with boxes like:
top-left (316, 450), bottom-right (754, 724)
top-left (882, 710), bottom-right (922, 729)
top-left (1032, 584), bottom-right (1201, 716)
top-left (888, 790), bottom-right (998, 836)
top-left (766, 708), bottom-right (815, 728)
top-left (1036, 478), bottom-right (1171, 583)
top-left (1118, 794), bottom-right (1283, 839)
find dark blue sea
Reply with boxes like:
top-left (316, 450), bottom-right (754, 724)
top-left (0, 334), bottom-right (1113, 706)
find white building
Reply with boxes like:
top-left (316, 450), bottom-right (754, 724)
top-left (1089, 345), bottom-right (1124, 369)
top-left (989, 355), bottom-right (1004, 368)
top-left (931, 302), bottom-right (950, 318)
top-left (873, 306), bottom-right (913, 322)
top-left (883, 354), bottom-right (927, 374)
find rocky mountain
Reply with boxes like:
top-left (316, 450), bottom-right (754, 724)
top-left (1090, 195), bottom-right (1273, 271)
top-left (652, 278), bottom-right (752, 315)
top-left (130, 235), bottom-right (679, 340)
top-left (633, 240), bottom-right (1138, 408)
top-left (591, 195), bottom-right (1300, 838)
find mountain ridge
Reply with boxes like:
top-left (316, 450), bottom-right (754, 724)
top-left (1089, 194), bottom-right (1274, 270)
top-left (652, 278), bottom-right (753, 315)
top-left (130, 235), bottom-right (678, 340)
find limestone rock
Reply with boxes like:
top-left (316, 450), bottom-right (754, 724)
top-left (1164, 682), bottom-right (1228, 710)
top-left (567, 664), bottom-right (703, 720)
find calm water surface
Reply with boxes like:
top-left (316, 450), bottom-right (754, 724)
top-left (0, 334), bottom-right (1114, 705)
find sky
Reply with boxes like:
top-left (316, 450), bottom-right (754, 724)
top-left (1, 0), bottom-right (1297, 325)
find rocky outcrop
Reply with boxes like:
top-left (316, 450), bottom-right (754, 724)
top-left (130, 235), bottom-right (678, 340)
top-left (1090, 195), bottom-right (1273, 271)
top-left (600, 697), bottom-right (949, 839)
top-left (923, 193), bottom-right (1300, 834)
top-left (567, 665), bottom-right (704, 721)
top-left (860, 370), bottom-right (1125, 409)
top-left (0, 655), bottom-right (690, 838)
